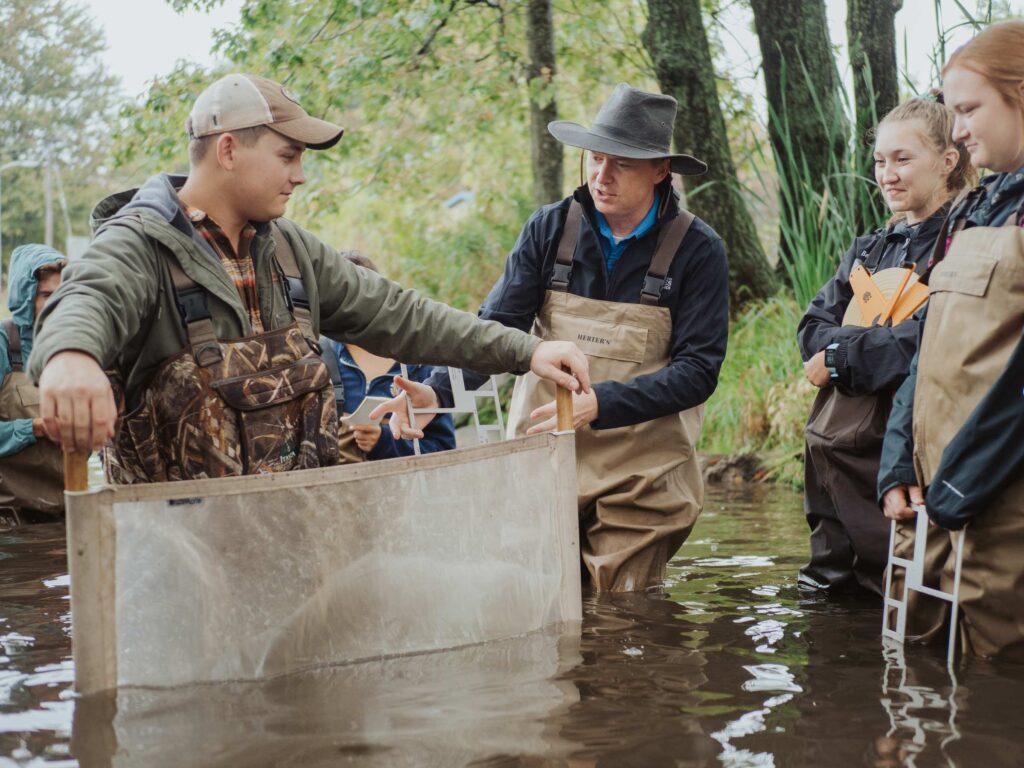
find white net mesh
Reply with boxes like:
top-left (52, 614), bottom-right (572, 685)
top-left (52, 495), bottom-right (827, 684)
top-left (68, 434), bottom-right (580, 691)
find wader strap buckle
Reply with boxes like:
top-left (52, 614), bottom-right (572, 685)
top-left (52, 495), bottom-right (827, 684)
top-left (550, 200), bottom-right (583, 292)
top-left (194, 341), bottom-right (224, 367)
top-left (550, 262), bottom-right (573, 289)
top-left (639, 209), bottom-right (694, 306)
top-left (284, 276), bottom-right (310, 310)
top-left (640, 275), bottom-right (666, 304)
top-left (164, 254), bottom-right (222, 368)
top-left (175, 287), bottom-right (212, 325)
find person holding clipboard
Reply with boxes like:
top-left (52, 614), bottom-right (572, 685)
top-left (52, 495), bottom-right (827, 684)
top-left (320, 252), bottom-right (455, 463)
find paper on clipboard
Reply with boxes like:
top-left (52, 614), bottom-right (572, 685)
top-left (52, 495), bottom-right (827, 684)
top-left (340, 396), bottom-right (391, 427)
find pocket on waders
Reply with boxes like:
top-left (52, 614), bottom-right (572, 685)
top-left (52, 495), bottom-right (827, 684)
top-left (110, 398), bottom-right (171, 483)
top-left (212, 355), bottom-right (338, 474)
top-left (548, 312), bottom-right (648, 364)
top-left (927, 255), bottom-right (998, 297)
top-left (15, 384), bottom-right (40, 409)
top-left (805, 387), bottom-right (889, 453)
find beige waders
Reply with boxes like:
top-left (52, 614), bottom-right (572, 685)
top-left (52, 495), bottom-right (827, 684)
top-left (0, 320), bottom-right (64, 523)
top-left (910, 211), bottom-right (1024, 659)
top-left (507, 202), bottom-right (705, 592)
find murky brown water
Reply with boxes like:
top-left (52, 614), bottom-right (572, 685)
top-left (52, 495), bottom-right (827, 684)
top-left (2, 485), bottom-right (1023, 766)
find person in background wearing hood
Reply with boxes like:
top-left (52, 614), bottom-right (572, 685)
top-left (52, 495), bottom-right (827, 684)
top-left (797, 98), bottom-right (976, 597)
top-left (319, 251), bottom-right (455, 463)
top-left (0, 245), bottom-right (67, 526)
top-left (28, 73), bottom-right (588, 483)
top-left (385, 84), bottom-right (730, 592)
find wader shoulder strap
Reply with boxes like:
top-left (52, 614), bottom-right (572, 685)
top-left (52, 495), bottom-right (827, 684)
top-left (319, 339), bottom-right (346, 409)
top-left (550, 201), bottom-right (583, 292)
top-left (640, 209), bottom-right (694, 306)
top-left (2, 319), bottom-right (21, 372)
top-left (862, 231), bottom-right (889, 271)
top-left (924, 214), bottom-right (968, 284)
top-left (271, 224), bottom-right (315, 342)
top-left (164, 255), bottom-right (222, 367)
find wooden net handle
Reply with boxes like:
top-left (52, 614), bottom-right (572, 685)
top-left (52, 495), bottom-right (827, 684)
top-left (64, 451), bottom-right (89, 492)
top-left (555, 366), bottom-right (574, 432)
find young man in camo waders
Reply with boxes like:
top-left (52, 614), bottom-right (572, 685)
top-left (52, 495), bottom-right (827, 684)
top-left (390, 84), bottom-right (730, 592)
top-left (28, 73), bottom-right (589, 480)
top-left (0, 245), bottom-right (66, 526)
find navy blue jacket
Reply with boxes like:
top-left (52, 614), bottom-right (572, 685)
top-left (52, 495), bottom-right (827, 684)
top-left (322, 339), bottom-right (455, 460)
top-left (427, 181), bottom-right (729, 429)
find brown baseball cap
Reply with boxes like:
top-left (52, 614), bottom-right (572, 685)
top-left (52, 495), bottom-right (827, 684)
top-left (186, 73), bottom-right (344, 150)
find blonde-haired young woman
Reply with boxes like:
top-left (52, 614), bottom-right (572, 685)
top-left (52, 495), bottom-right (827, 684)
top-left (799, 97), bottom-right (974, 596)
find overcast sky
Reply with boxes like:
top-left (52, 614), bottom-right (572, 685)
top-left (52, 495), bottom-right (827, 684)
top-left (82, 0), bottom-right (1011, 106)
top-left (82, 0), bottom-right (243, 98)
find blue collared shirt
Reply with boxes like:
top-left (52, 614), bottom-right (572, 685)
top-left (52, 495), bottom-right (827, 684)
top-left (594, 192), bottom-right (660, 274)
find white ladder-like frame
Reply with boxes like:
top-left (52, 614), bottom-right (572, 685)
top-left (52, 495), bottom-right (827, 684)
top-left (399, 366), bottom-right (506, 455)
top-left (882, 504), bottom-right (966, 668)
top-left (880, 642), bottom-right (961, 767)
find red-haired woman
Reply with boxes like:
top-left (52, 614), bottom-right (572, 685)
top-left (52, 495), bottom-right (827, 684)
top-left (879, 19), bottom-right (1024, 659)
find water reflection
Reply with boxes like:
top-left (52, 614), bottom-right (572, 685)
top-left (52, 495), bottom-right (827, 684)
top-left (878, 642), bottom-right (961, 767)
top-left (1, 486), bottom-right (1023, 766)
top-left (72, 629), bottom-right (583, 767)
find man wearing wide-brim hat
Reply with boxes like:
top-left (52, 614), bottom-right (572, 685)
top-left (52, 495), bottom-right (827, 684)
top-left (29, 72), bottom-right (590, 481)
top-left (426, 83), bottom-right (730, 591)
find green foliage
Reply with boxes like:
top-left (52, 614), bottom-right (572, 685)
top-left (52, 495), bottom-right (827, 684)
top-left (0, 0), bottom-right (120, 268)
top-left (116, 1), bottom-right (658, 311)
top-left (753, 57), bottom-right (881, 311)
top-left (699, 294), bottom-right (812, 486)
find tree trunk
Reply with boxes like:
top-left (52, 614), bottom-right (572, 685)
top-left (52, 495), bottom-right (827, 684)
top-left (750, 0), bottom-right (847, 274)
top-left (525, 0), bottom-right (562, 206)
top-left (643, 0), bottom-right (778, 306)
top-left (848, 0), bottom-right (903, 230)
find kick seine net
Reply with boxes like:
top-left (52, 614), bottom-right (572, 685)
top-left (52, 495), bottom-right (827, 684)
top-left (63, 372), bottom-right (581, 694)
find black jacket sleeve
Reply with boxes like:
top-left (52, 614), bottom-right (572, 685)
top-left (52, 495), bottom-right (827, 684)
top-left (877, 348), bottom-right (921, 502)
top-left (837, 313), bottom-right (924, 395)
top-left (590, 234), bottom-right (729, 429)
top-left (925, 329), bottom-right (1024, 530)
top-left (796, 238), bottom-right (864, 360)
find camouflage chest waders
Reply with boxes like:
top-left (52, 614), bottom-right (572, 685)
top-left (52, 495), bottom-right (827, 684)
top-left (104, 227), bottom-right (339, 484)
top-left (0, 319), bottom-right (65, 521)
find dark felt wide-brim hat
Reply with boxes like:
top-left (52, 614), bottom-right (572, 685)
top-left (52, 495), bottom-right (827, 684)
top-left (548, 83), bottom-right (707, 176)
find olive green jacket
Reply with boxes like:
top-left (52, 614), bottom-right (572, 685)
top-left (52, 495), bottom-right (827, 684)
top-left (29, 174), bottom-right (539, 407)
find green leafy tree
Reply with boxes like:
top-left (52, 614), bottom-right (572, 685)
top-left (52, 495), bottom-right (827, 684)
top-left (121, 1), bottom-right (653, 308)
top-left (750, 0), bottom-right (849, 278)
top-left (526, 0), bottom-right (562, 206)
top-left (847, 0), bottom-right (902, 231)
top-left (644, 0), bottom-right (778, 306)
top-left (0, 0), bottom-right (119, 271)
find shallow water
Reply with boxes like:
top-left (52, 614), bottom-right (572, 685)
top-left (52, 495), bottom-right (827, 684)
top-left (2, 484), bottom-right (1023, 766)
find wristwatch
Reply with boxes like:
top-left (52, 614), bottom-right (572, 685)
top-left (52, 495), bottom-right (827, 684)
top-left (824, 343), bottom-right (840, 380)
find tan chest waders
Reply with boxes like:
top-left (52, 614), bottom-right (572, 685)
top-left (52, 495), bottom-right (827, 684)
top-left (905, 210), bottom-right (1024, 659)
top-left (0, 319), bottom-right (64, 522)
top-left (506, 201), bottom-right (705, 592)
